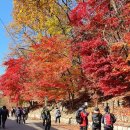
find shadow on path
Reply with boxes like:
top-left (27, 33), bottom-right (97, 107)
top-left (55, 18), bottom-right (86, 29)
top-left (34, 122), bottom-right (59, 130)
top-left (4, 118), bottom-right (58, 130)
top-left (34, 121), bottom-right (74, 130)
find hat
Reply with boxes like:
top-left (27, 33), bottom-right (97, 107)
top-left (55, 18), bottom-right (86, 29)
top-left (84, 102), bottom-right (88, 107)
top-left (3, 106), bottom-right (6, 109)
top-left (104, 107), bottom-right (110, 112)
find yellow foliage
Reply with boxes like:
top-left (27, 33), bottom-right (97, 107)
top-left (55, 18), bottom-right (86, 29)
top-left (12, 0), bottom-right (71, 37)
top-left (45, 15), bottom-right (71, 35)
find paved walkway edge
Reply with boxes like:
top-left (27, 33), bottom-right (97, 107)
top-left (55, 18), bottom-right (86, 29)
top-left (28, 114), bottom-right (130, 130)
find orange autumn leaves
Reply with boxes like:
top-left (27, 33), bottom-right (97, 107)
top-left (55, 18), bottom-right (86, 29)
top-left (0, 36), bottom-right (72, 102)
top-left (27, 36), bottom-right (72, 101)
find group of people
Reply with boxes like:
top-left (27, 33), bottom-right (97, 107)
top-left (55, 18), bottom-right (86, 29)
top-left (76, 102), bottom-right (116, 130)
top-left (0, 103), bottom-right (116, 130)
top-left (41, 106), bottom-right (61, 130)
top-left (0, 106), bottom-right (29, 128)
top-left (14, 107), bottom-right (29, 124)
top-left (41, 103), bottom-right (116, 130)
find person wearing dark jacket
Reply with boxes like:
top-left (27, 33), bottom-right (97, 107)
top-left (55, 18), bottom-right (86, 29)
top-left (1, 106), bottom-right (9, 128)
top-left (92, 107), bottom-right (102, 130)
top-left (80, 105), bottom-right (89, 130)
top-left (15, 107), bottom-right (23, 124)
top-left (102, 107), bottom-right (116, 130)
top-left (44, 109), bottom-right (51, 130)
top-left (0, 108), bottom-right (2, 127)
top-left (41, 107), bottom-right (46, 126)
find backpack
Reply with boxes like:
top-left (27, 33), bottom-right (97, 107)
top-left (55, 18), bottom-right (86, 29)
top-left (41, 110), bottom-right (46, 119)
top-left (45, 110), bottom-right (51, 123)
top-left (57, 110), bottom-right (61, 117)
top-left (93, 114), bottom-right (101, 127)
top-left (16, 109), bottom-right (22, 116)
top-left (76, 110), bottom-right (83, 124)
top-left (104, 113), bottom-right (116, 126)
top-left (23, 109), bottom-right (26, 115)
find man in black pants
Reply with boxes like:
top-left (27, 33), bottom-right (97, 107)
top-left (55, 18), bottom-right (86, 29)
top-left (1, 106), bottom-right (9, 128)
top-left (0, 107), bottom-right (2, 127)
top-left (55, 107), bottom-right (61, 123)
top-left (45, 109), bottom-right (51, 130)
top-left (41, 107), bottom-right (46, 126)
top-left (102, 107), bottom-right (116, 130)
top-left (92, 107), bottom-right (102, 130)
top-left (15, 107), bottom-right (22, 124)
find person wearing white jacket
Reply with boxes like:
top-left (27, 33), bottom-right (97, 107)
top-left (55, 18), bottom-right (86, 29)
top-left (55, 107), bottom-right (61, 123)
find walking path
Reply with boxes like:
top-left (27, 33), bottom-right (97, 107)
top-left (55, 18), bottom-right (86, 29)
top-left (4, 117), bottom-right (79, 130)
top-left (4, 117), bottom-right (130, 130)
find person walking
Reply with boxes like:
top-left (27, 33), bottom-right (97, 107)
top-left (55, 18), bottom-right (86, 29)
top-left (55, 107), bottom-right (61, 123)
top-left (22, 107), bottom-right (28, 124)
top-left (76, 102), bottom-right (88, 124)
top-left (102, 107), bottom-right (116, 130)
top-left (41, 107), bottom-right (47, 126)
top-left (44, 109), bottom-right (51, 130)
top-left (26, 107), bottom-right (29, 120)
top-left (92, 107), bottom-right (102, 130)
top-left (11, 107), bottom-right (16, 117)
top-left (1, 106), bottom-right (9, 128)
top-left (0, 107), bottom-right (2, 127)
top-left (15, 107), bottom-right (23, 124)
top-left (77, 104), bottom-right (89, 130)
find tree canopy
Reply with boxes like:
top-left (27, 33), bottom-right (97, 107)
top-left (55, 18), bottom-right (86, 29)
top-left (0, 0), bottom-right (130, 106)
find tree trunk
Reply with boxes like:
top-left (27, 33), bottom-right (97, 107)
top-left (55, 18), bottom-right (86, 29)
top-left (111, 0), bottom-right (118, 14)
top-left (95, 99), bottom-right (98, 107)
top-left (112, 100), bottom-right (114, 113)
top-left (68, 92), bottom-right (71, 109)
top-left (71, 93), bottom-right (75, 108)
top-left (44, 96), bottom-right (48, 107)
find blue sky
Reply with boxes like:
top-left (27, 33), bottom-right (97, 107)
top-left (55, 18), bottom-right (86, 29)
top-left (0, 0), bottom-right (13, 75)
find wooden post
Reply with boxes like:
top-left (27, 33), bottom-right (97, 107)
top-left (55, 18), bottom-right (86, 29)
top-left (45, 96), bottom-right (48, 107)
top-left (112, 100), bottom-right (114, 113)
top-left (93, 92), bottom-right (99, 107)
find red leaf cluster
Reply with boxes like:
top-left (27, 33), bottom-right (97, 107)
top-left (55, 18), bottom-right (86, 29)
top-left (80, 38), bottom-right (130, 96)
